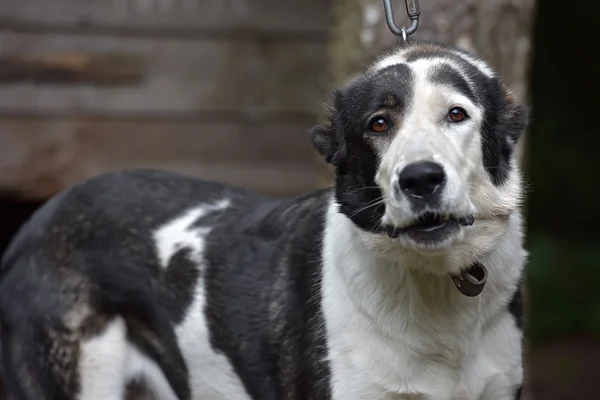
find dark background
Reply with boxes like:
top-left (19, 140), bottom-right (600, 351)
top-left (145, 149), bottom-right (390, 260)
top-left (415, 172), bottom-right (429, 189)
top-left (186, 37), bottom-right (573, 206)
top-left (525, 0), bottom-right (600, 398)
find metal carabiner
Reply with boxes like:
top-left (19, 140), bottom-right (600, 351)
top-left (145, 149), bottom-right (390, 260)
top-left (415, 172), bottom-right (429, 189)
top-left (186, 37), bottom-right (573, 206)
top-left (382, 0), bottom-right (420, 41)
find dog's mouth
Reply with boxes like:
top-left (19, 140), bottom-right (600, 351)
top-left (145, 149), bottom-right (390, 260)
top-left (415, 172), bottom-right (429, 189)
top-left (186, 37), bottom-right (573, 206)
top-left (387, 212), bottom-right (474, 239)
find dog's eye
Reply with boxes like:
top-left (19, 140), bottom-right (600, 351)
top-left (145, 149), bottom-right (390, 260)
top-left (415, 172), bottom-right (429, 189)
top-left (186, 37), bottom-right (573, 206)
top-left (368, 117), bottom-right (389, 134)
top-left (448, 107), bottom-right (468, 123)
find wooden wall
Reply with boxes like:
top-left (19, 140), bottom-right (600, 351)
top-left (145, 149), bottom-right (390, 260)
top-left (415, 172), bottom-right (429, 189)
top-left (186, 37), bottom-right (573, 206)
top-left (0, 0), bottom-right (332, 198)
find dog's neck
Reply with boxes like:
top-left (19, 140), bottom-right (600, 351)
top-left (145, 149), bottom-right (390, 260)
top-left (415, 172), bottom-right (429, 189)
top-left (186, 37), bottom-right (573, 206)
top-left (321, 197), bottom-right (527, 337)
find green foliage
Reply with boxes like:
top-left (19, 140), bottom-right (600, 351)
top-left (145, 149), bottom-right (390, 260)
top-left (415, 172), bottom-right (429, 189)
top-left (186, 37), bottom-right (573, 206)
top-left (526, 234), bottom-right (600, 342)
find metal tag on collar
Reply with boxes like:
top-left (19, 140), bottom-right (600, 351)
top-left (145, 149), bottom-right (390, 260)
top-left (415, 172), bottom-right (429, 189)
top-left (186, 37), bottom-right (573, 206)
top-left (452, 262), bottom-right (488, 297)
top-left (382, 0), bottom-right (421, 41)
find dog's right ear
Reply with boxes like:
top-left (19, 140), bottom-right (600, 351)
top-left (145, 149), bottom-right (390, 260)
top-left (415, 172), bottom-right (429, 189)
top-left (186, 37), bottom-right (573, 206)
top-left (309, 90), bottom-right (346, 166)
top-left (309, 123), bottom-right (344, 166)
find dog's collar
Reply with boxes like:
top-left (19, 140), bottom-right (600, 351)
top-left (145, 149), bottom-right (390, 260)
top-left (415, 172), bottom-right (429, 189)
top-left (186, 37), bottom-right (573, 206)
top-left (451, 262), bottom-right (488, 297)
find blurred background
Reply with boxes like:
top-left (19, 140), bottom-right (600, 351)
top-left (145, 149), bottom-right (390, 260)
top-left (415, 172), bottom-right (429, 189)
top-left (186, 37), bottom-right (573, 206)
top-left (0, 0), bottom-right (598, 399)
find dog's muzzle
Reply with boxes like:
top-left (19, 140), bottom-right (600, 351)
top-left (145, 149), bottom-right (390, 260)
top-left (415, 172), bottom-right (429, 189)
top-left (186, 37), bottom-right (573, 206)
top-left (385, 159), bottom-right (474, 243)
top-left (386, 213), bottom-right (474, 239)
top-left (384, 160), bottom-right (487, 297)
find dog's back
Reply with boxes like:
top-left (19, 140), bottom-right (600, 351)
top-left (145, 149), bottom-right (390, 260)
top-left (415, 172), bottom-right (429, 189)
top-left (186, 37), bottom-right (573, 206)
top-left (0, 169), bottom-right (331, 400)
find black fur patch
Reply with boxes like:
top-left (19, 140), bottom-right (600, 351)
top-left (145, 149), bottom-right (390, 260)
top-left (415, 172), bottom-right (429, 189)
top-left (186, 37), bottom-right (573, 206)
top-left (203, 190), bottom-right (332, 399)
top-left (428, 63), bottom-right (477, 103)
top-left (0, 170), bottom-right (332, 399)
top-left (514, 386), bottom-right (523, 399)
top-left (509, 281), bottom-right (524, 329)
top-left (310, 63), bottom-right (414, 232)
top-left (0, 170), bottom-right (239, 400)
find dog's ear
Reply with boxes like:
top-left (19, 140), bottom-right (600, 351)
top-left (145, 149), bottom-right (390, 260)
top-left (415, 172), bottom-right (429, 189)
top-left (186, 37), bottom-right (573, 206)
top-left (499, 89), bottom-right (530, 148)
top-left (501, 103), bottom-right (529, 148)
top-left (309, 90), bottom-right (347, 166)
top-left (309, 124), bottom-right (345, 165)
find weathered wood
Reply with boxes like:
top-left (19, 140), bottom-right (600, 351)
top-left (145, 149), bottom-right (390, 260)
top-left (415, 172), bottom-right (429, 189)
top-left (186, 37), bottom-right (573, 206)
top-left (0, 32), bottom-right (326, 117)
top-left (314, 0), bottom-right (365, 189)
top-left (0, 52), bottom-right (145, 84)
top-left (0, 0), bottom-right (330, 38)
top-left (0, 118), bottom-right (321, 198)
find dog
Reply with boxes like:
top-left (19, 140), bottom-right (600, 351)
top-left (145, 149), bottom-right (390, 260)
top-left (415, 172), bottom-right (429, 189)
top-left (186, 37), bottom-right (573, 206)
top-left (0, 39), bottom-right (528, 400)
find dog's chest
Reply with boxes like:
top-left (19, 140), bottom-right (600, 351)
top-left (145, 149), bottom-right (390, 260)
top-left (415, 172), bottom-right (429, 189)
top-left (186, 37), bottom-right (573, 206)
top-left (325, 322), bottom-right (483, 399)
top-left (321, 265), bottom-right (521, 400)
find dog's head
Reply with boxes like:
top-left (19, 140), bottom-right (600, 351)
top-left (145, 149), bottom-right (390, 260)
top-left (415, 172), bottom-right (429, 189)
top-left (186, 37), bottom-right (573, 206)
top-left (311, 41), bottom-right (528, 270)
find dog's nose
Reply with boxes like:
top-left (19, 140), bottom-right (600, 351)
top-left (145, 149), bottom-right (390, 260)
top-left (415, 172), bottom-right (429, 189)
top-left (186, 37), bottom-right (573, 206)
top-left (398, 161), bottom-right (446, 198)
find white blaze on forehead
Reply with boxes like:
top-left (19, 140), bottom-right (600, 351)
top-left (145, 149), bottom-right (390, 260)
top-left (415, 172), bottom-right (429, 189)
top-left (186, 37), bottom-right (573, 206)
top-left (153, 198), bottom-right (230, 268)
top-left (453, 50), bottom-right (496, 79)
top-left (372, 46), bottom-right (495, 80)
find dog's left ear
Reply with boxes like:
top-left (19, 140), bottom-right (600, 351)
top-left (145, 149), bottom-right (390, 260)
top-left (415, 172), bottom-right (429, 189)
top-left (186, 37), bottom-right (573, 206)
top-left (499, 90), bottom-right (530, 147)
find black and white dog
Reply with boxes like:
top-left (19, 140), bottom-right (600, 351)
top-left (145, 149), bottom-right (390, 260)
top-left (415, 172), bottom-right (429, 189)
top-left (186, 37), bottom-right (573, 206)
top-left (0, 40), bottom-right (528, 400)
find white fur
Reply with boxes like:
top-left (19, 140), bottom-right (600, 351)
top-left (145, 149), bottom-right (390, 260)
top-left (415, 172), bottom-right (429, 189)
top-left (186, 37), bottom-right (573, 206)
top-left (375, 47), bottom-right (496, 79)
top-left (79, 318), bottom-right (178, 400)
top-left (153, 199), bottom-right (230, 268)
top-left (160, 202), bottom-right (252, 400)
top-left (173, 253), bottom-right (252, 400)
top-left (322, 200), bottom-right (526, 400)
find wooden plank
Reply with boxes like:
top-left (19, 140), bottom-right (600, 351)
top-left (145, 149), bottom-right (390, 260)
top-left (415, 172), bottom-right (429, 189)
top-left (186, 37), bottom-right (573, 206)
top-left (0, 33), bottom-right (327, 117)
top-left (0, 53), bottom-right (145, 84)
top-left (0, 0), bottom-right (331, 37)
top-left (0, 117), bottom-right (321, 198)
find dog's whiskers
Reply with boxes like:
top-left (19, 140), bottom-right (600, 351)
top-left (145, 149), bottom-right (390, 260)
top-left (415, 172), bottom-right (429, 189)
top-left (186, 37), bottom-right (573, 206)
top-left (368, 204), bottom-right (386, 234)
top-left (348, 197), bottom-right (385, 218)
top-left (347, 186), bottom-right (381, 194)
